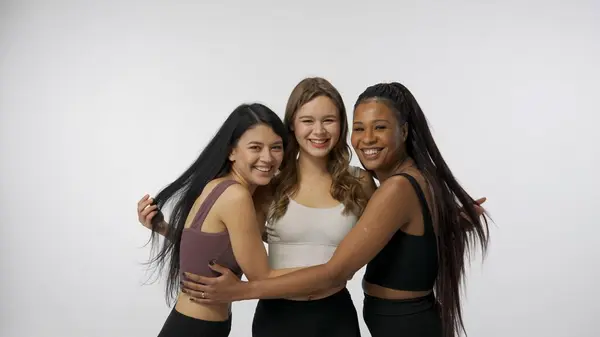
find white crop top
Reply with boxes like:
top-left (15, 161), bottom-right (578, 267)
top-left (266, 167), bottom-right (361, 269)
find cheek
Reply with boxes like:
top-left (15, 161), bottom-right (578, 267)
top-left (350, 132), bottom-right (360, 149)
top-left (273, 152), bottom-right (284, 167)
top-left (234, 151), bottom-right (255, 168)
top-left (326, 123), bottom-right (341, 141)
top-left (382, 131), bottom-right (402, 153)
top-left (293, 123), bottom-right (311, 140)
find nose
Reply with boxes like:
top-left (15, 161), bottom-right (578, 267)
top-left (362, 128), bottom-right (376, 145)
top-left (313, 122), bottom-right (326, 135)
top-left (259, 148), bottom-right (275, 164)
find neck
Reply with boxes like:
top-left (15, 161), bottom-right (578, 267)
top-left (227, 170), bottom-right (257, 194)
top-left (375, 152), bottom-right (415, 183)
top-left (297, 151), bottom-right (329, 180)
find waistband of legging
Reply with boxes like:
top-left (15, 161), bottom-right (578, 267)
top-left (258, 287), bottom-right (351, 307)
top-left (363, 292), bottom-right (438, 316)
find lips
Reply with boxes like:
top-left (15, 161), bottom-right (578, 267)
top-left (254, 166), bottom-right (273, 173)
top-left (360, 148), bottom-right (384, 159)
top-left (309, 139), bottom-right (330, 149)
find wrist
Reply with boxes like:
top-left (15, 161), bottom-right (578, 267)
top-left (244, 280), bottom-right (262, 300)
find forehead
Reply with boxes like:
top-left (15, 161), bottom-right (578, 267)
top-left (239, 124), bottom-right (282, 143)
top-left (353, 100), bottom-right (395, 122)
top-left (296, 96), bottom-right (339, 118)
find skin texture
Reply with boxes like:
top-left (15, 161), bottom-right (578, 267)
top-left (292, 95), bottom-right (341, 161)
top-left (139, 95), bottom-right (379, 306)
top-left (269, 95), bottom-right (376, 300)
top-left (179, 101), bottom-right (487, 304)
top-left (144, 124), bottom-right (303, 321)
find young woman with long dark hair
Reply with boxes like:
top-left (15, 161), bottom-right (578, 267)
top-left (140, 103), bottom-right (304, 337)
top-left (180, 82), bottom-right (490, 337)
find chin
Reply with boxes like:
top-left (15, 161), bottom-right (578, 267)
top-left (252, 175), bottom-right (274, 186)
top-left (302, 146), bottom-right (333, 158)
top-left (358, 159), bottom-right (381, 171)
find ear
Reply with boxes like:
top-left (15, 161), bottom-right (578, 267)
top-left (228, 148), bottom-right (236, 162)
top-left (400, 122), bottom-right (409, 142)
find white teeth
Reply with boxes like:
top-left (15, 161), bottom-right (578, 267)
top-left (363, 149), bottom-right (380, 155)
top-left (255, 167), bottom-right (271, 172)
top-left (310, 139), bottom-right (328, 144)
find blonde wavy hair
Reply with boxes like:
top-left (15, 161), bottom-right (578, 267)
top-left (267, 77), bottom-right (369, 225)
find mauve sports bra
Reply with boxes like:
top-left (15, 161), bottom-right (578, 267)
top-left (179, 180), bottom-right (243, 281)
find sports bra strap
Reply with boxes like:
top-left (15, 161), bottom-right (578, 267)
top-left (391, 173), bottom-right (434, 236)
top-left (190, 180), bottom-right (239, 230)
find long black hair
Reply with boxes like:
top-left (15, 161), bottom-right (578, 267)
top-left (147, 103), bottom-right (287, 304)
top-left (354, 83), bottom-right (490, 337)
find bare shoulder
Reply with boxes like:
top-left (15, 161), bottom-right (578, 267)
top-left (198, 180), bottom-right (254, 215)
top-left (215, 182), bottom-right (253, 206)
top-left (374, 174), bottom-right (415, 199)
top-left (210, 182), bottom-right (256, 229)
top-left (373, 173), bottom-right (424, 214)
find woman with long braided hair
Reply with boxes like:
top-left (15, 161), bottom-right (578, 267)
top-left (180, 82), bottom-right (490, 337)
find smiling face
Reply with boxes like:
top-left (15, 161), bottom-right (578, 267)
top-left (351, 100), bottom-right (408, 173)
top-left (292, 96), bottom-right (341, 159)
top-left (229, 123), bottom-right (285, 186)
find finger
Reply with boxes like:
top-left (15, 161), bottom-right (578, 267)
top-left (137, 197), bottom-right (153, 213)
top-left (138, 194), bottom-right (149, 206)
top-left (474, 205), bottom-right (486, 215)
top-left (184, 272), bottom-right (218, 285)
top-left (189, 297), bottom-right (220, 304)
top-left (208, 263), bottom-right (231, 275)
top-left (182, 289), bottom-right (216, 303)
top-left (474, 197), bottom-right (487, 205)
top-left (141, 205), bottom-right (158, 217)
top-left (181, 282), bottom-right (212, 294)
top-left (181, 280), bottom-right (209, 292)
top-left (145, 211), bottom-right (157, 224)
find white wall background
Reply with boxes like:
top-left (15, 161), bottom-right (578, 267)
top-left (1, 0), bottom-right (598, 336)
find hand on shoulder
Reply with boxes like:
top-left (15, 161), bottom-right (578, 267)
top-left (351, 166), bottom-right (377, 197)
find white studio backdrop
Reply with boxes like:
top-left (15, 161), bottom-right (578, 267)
top-left (1, 0), bottom-right (598, 336)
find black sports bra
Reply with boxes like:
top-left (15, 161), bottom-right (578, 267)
top-left (364, 173), bottom-right (439, 291)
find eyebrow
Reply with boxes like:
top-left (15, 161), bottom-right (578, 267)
top-left (353, 119), bottom-right (391, 124)
top-left (297, 114), bottom-right (337, 119)
top-left (247, 140), bottom-right (283, 146)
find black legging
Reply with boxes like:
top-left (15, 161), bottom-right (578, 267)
top-left (363, 292), bottom-right (442, 337)
top-left (252, 287), bottom-right (361, 337)
top-left (157, 307), bottom-right (232, 337)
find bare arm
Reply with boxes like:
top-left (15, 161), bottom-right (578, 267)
top-left (220, 185), bottom-right (301, 281)
top-left (137, 190), bottom-right (274, 242)
top-left (188, 175), bottom-right (418, 302)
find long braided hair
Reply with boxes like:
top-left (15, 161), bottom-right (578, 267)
top-left (355, 82), bottom-right (490, 337)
